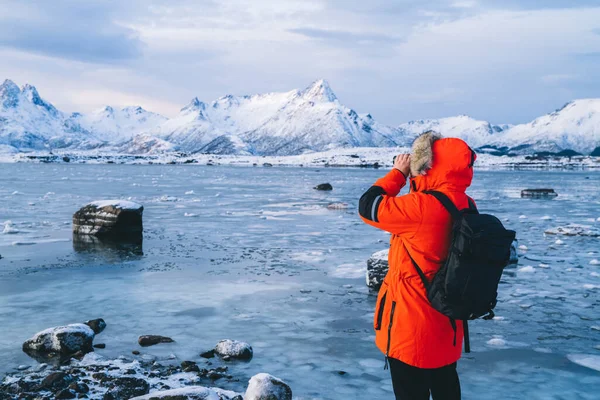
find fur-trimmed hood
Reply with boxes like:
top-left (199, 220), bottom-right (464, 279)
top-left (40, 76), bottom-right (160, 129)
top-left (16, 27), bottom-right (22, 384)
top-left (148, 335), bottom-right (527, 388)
top-left (409, 132), bottom-right (476, 192)
top-left (410, 131), bottom-right (442, 177)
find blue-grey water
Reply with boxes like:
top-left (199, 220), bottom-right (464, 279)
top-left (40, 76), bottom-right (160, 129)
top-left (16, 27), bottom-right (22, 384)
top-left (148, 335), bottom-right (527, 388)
top-left (0, 164), bottom-right (599, 399)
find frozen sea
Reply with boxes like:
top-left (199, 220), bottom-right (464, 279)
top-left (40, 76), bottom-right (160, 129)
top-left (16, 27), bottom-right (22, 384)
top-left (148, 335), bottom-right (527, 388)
top-left (0, 164), bottom-right (599, 399)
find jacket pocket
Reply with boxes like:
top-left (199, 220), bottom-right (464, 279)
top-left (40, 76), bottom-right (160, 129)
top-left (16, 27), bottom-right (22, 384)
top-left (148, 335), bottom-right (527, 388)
top-left (385, 301), bottom-right (397, 358)
top-left (374, 289), bottom-right (387, 331)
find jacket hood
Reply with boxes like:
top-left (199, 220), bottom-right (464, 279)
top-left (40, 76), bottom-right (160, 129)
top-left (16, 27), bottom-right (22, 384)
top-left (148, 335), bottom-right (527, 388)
top-left (410, 132), bottom-right (476, 192)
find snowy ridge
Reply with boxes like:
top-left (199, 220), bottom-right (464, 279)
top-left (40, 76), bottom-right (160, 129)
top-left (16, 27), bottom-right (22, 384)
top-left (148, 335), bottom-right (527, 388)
top-left (1, 78), bottom-right (599, 156)
top-left (398, 115), bottom-right (508, 149)
top-left (69, 105), bottom-right (167, 144)
top-left (492, 99), bottom-right (600, 154)
top-left (146, 79), bottom-right (404, 155)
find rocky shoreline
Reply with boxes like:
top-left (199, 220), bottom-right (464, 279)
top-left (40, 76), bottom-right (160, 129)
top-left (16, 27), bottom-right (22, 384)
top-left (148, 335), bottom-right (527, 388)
top-left (2, 320), bottom-right (291, 400)
top-left (3, 148), bottom-right (600, 170)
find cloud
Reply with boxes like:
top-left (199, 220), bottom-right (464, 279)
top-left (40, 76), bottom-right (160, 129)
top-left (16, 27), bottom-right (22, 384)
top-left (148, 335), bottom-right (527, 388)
top-left (540, 74), bottom-right (579, 84)
top-left (0, 0), bottom-right (599, 126)
top-left (0, 0), bottom-right (143, 63)
top-left (288, 28), bottom-right (403, 46)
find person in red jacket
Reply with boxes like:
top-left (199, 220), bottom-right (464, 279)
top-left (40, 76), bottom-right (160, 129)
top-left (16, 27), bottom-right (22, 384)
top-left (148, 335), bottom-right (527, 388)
top-left (359, 131), bottom-right (477, 400)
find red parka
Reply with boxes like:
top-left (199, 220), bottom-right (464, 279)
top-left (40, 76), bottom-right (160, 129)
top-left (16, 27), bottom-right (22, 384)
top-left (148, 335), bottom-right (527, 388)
top-left (359, 136), bottom-right (476, 368)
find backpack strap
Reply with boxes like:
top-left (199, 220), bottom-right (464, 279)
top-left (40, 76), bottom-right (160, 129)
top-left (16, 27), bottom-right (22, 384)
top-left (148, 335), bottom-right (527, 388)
top-left (463, 320), bottom-right (470, 353)
top-left (467, 197), bottom-right (478, 214)
top-left (423, 190), bottom-right (461, 219)
top-left (402, 242), bottom-right (430, 290)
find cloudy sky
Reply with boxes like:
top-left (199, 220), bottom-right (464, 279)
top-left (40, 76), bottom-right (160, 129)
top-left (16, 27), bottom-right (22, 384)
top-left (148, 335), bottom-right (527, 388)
top-left (1, 0), bottom-right (599, 125)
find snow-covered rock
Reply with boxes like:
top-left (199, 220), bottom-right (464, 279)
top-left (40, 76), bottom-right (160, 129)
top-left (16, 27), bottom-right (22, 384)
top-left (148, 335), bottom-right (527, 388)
top-left (214, 339), bottom-right (253, 360)
top-left (521, 189), bottom-right (558, 199)
top-left (244, 373), bottom-right (292, 400)
top-left (544, 224), bottom-right (600, 237)
top-left (366, 249), bottom-right (389, 290)
top-left (131, 386), bottom-right (241, 400)
top-left (72, 200), bottom-right (143, 238)
top-left (22, 323), bottom-right (96, 361)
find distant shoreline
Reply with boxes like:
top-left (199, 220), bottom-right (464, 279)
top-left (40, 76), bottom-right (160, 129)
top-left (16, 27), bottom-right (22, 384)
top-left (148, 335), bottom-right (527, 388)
top-left (1, 147), bottom-right (599, 170)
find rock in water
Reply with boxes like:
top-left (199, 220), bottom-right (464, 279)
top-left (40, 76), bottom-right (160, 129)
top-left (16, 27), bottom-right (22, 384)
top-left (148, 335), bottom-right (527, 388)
top-left (314, 183), bottom-right (333, 191)
top-left (214, 339), bottom-right (253, 360)
top-left (366, 249), bottom-right (389, 290)
top-left (509, 239), bottom-right (519, 264)
top-left (23, 324), bottom-right (96, 363)
top-left (72, 200), bottom-right (143, 238)
top-left (544, 224), bottom-right (600, 237)
top-left (326, 202), bottom-right (349, 210)
top-left (521, 189), bottom-right (558, 199)
top-left (244, 373), bottom-right (292, 400)
top-left (85, 318), bottom-right (106, 334)
top-left (131, 386), bottom-right (241, 399)
top-left (138, 335), bottom-right (174, 347)
top-left (103, 377), bottom-right (149, 400)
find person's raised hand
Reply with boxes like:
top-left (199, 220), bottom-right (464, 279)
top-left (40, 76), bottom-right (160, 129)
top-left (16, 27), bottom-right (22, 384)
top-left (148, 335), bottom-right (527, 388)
top-left (393, 153), bottom-right (411, 178)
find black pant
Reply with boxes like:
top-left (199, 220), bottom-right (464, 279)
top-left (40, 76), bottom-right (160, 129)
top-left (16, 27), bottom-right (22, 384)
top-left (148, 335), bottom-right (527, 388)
top-left (389, 357), bottom-right (461, 400)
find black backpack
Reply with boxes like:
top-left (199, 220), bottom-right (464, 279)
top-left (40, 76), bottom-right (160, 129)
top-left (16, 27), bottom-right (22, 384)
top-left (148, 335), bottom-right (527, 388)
top-left (407, 190), bottom-right (516, 352)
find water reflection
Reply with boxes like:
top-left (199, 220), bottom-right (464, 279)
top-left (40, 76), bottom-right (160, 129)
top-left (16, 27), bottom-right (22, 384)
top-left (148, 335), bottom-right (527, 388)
top-left (72, 233), bottom-right (143, 261)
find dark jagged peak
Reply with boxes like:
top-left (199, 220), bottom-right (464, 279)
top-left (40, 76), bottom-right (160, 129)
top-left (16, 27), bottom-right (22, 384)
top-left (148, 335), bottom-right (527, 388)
top-left (302, 79), bottom-right (337, 102)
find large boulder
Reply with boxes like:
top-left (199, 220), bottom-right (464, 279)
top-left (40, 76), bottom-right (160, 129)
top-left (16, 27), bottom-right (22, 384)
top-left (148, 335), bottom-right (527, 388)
top-left (214, 339), bottom-right (253, 360)
top-left (23, 323), bottom-right (97, 362)
top-left (73, 200), bottom-right (143, 239)
top-left (131, 386), bottom-right (241, 400)
top-left (366, 249), bottom-right (389, 290)
top-left (244, 373), bottom-right (292, 400)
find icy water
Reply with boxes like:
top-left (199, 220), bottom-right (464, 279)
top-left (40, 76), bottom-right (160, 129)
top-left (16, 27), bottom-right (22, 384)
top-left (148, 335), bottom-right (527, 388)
top-left (1, 164), bottom-right (599, 400)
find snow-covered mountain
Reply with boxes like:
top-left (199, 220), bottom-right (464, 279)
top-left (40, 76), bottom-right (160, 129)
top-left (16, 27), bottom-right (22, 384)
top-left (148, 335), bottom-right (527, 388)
top-left (490, 100), bottom-right (600, 155)
top-left (1, 77), bottom-right (599, 156)
top-left (0, 79), bottom-right (95, 151)
top-left (398, 115), bottom-right (508, 149)
top-left (68, 106), bottom-right (167, 144)
top-left (143, 79), bottom-right (404, 155)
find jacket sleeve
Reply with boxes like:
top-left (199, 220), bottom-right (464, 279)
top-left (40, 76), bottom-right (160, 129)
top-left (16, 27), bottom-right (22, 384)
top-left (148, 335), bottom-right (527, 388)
top-left (358, 169), bottom-right (423, 236)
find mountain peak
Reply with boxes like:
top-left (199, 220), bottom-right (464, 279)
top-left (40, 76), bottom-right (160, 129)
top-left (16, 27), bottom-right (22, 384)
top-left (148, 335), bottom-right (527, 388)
top-left (181, 97), bottom-right (206, 113)
top-left (0, 79), bottom-right (20, 107)
top-left (302, 79), bottom-right (337, 102)
top-left (122, 106), bottom-right (145, 114)
top-left (1, 79), bottom-right (19, 93)
top-left (21, 84), bottom-right (42, 104)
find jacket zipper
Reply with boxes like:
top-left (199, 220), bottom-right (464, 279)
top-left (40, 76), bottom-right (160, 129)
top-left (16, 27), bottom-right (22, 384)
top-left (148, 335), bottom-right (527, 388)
top-left (375, 292), bottom-right (387, 330)
top-left (384, 301), bottom-right (397, 370)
